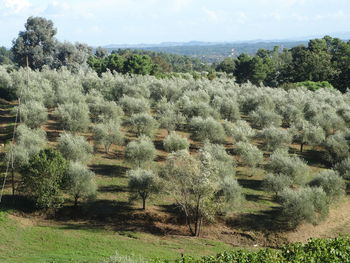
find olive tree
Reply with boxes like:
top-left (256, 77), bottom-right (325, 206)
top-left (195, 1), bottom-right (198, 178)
top-left (292, 120), bottom-right (325, 152)
top-left (249, 107), bottom-right (282, 129)
top-left (57, 132), bottom-right (93, 163)
top-left (161, 150), bottom-right (242, 236)
top-left (190, 117), bottom-right (226, 143)
top-left (212, 97), bottom-right (240, 122)
top-left (263, 173), bottom-right (293, 196)
top-left (158, 109), bottom-right (185, 132)
top-left (259, 127), bottom-right (292, 151)
top-left (235, 142), bottom-right (263, 172)
top-left (124, 136), bottom-right (156, 168)
top-left (65, 162), bottom-right (97, 206)
top-left (224, 120), bottom-right (255, 142)
top-left (55, 102), bottom-right (91, 132)
top-left (323, 132), bottom-right (350, 164)
top-left (16, 100), bottom-right (48, 129)
top-left (127, 169), bottom-right (160, 210)
top-left (87, 93), bottom-right (124, 123)
top-left (268, 149), bottom-right (309, 185)
top-left (334, 157), bottom-right (350, 179)
top-left (279, 187), bottom-right (329, 229)
top-left (93, 120), bottom-right (123, 153)
top-left (128, 113), bottom-right (159, 137)
top-left (120, 96), bottom-right (150, 115)
top-left (309, 170), bottom-right (345, 203)
top-left (163, 132), bottom-right (190, 152)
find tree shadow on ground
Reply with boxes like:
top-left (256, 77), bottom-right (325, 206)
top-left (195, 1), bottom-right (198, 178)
top-left (89, 164), bottom-right (128, 178)
top-left (237, 178), bottom-right (263, 191)
top-left (300, 149), bottom-right (329, 168)
top-left (0, 194), bottom-right (36, 213)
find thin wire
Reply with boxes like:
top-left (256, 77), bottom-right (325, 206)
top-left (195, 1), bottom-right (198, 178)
top-left (0, 56), bottom-right (28, 203)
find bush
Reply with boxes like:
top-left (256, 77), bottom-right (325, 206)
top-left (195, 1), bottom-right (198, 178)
top-left (127, 168), bottom-right (160, 210)
top-left (65, 162), bottom-right (97, 206)
top-left (163, 131), bottom-right (189, 152)
top-left (334, 157), bottom-right (350, 179)
top-left (263, 173), bottom-right (293, 196)
top-left (235, 142), bottom-right (263, 170)
top-left (309, 170), bottom-right (345, 203)
top-left (249, 107), bottom-right (282, 129)
top-left (124, 136), bottom-right (156, 168)
top-left (259, 127), bottom-right (292, 151)
top-left (128, 113), bottom-right (159, 137)
top-left (268, 149), bottom-right (309, 185)
top-left (224, 120), bottom-right (255, 142)
top-left (279, 187), bottom-right (329, 229)
top-left (20, 148), bottom-right (68, 209)
top-left (55, 102), bottom-right (91, 132)
top-left (93, 120), bottom-right (124, 153)
top-left (190, 117), bottom-right (226, 143)
top-left (16, 100), bottom-right (48, 128)
top-left (57, 132), bottom-right (93, 163)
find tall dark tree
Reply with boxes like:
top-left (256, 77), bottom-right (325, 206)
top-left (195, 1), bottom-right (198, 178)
top-left (12, 16), bottom-right (57, 69)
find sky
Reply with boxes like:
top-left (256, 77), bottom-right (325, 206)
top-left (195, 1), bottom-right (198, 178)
top-left (0, 0), bottom-right (350, 47)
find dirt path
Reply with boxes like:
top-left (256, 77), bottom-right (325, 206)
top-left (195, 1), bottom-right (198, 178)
top-left (286, 196), bottom-right (350, 243)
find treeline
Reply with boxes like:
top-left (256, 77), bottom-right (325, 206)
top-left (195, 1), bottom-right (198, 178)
top-left (216, 36), bottom-right (350, 92)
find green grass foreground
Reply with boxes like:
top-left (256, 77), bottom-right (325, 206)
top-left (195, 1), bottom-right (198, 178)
top-left (0, 211), bottom-right (233, 263)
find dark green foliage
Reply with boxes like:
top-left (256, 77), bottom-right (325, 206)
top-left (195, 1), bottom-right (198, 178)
top-left (20, 148), bottom-right (68, 209)
top-left (161, 237), bottom-right (350, 263)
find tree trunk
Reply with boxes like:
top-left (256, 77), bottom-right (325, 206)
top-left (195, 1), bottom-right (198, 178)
top-left (142, 198), bottom-right (146, 210)
top-left (300, 142), bottom-right (304, 153)
top-left (74, 196), bottom-right (79, 207)
top-left (11, 168), bottom-right (15, 196)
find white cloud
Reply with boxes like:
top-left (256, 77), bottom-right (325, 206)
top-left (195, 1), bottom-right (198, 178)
top-left (2, 0), bottom-right (31, 15)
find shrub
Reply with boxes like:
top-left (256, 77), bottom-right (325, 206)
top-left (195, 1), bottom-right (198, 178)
top-left (268, 149), bottom-right (309, 185)
top-left (55, 102), bottom-right (91, 132)
top-left (163, 131), bottom-right (189, 152)
top-left (16, 101), bottom-right (48, 129)
top-left (93, 120), bottom-right (123, 153)
top-left (249, 107), bottom-right (282, 129)
top-left (127, 168), bottom-right (160, 210)
top-left (279, 187), bottom-right (329, 229)
top-left (57, 132), bottom-right (93, 163)
top-left (334, 157), bottom-right (350, 179)
top-left (65, 162), bottom-right (97, 206)
top-left (225, 120), bottom-right (255, 142)
top-left (20, 148), bottom-right (68, 209)
top-left (128, 113), bottom-right (159, 137)
top-left (190, 116), bottom-right (226, 143)
top-left (259, 127), bottom-right (292, 151)
top-left (309, 170), bottom-right (345, 203)
top-left (263, 173), bottom-right (293, 196)
top-left (235, 142), bottom-right (263, 170)
top-left (124, 136), bottom-right (156, 168)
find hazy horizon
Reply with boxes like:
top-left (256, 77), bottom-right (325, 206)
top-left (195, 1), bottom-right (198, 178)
top-left (1, 0), bottom-right (350, 47)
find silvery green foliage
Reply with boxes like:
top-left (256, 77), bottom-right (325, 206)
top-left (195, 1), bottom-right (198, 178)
top-left (199, 142), bottom-right (236, 179)
top-left (55, 102), bottom-right (91, 132)
top-left (124, 136), bottom-right (156, 168)
top-left (190, 116), bottom-right (226, 143)
top-left (86, 91), bottom-right (124, 123)
top-left (279, 187), bottom-right (329, 228)
top-left (334, 157), bottom-right (350, 179)
top-left (218, 176), bottom-right (243, 212)
top-left (278, 104), bottom-right (304, 127)
top-left (268, 149), bottom-right (309, 185)
top-left (57, 132), bottom-right (93, 163)
top-left (263, 173), bottom-right (293, 195)
top-left (93, 120), bottom-right (124, 153)
top-left (120, 95), bottom-right (150, 116)
top-left (291, 120), bottom-right (325, 152)
top-left (158, 108), bottom-right (185, 132)
top-left (311, 105), bottom-right (346, 136)
top-left (127, 168), bottom-right (160, 210)
top-left (101, 251), bottom-right (145, 263)
top-left (179, 96), bottom-right (217, 120)
top-left (66, 161), bottom-right (97, 205)
top-left (259, 127), bottom-right (292, 151)
top-left (128, 113), bottom-right (159, 137)
top-left (309, 170), bottom-right (345, 203)
top-left (337, 104), bottom-right (350, 128)
top-left (211, 96), bottom-right (240, 122)
top-left (323, 132), bottom-right (350, 164)
top-left (163, 131), bottom-right (189, 152)
top-left (16, 100), bottom-right (48, 129)
top-left (235, 141), bottom-right (263, 169)
top-left (239, 88), bottom-right (275, 114)
top-left (8, 124), bottom-right (47, 167)
top-left (249, 107), bottom-right (282, 129)
top-left (224, 120), bottom-right (255, 142)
